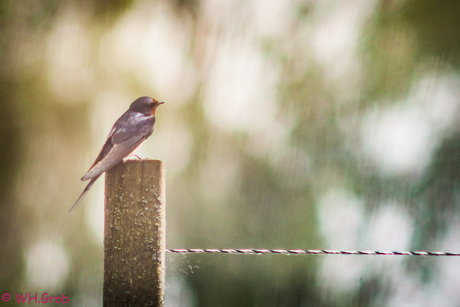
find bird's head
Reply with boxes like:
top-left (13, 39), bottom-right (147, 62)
top-left (130, 96), bottom-right (164, 116)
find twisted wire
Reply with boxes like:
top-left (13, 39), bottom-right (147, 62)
top-left (166, 248), bottom-right (460, 256)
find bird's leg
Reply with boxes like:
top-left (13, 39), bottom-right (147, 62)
top-left (123, 155), bottom-right (142, 161)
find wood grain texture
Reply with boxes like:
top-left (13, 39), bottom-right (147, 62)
top-left (103, 159), bottom-right (165, 307)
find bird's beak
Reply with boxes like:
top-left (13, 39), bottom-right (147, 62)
top-left (151, 101), bottom-right (164, 115)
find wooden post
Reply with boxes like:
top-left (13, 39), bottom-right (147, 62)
top-left (103, 159), bottom-right (165, 307)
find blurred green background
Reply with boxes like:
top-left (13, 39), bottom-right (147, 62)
top-left (1, 0), bottom-right (460, 306)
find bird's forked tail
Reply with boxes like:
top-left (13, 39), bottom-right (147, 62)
top-left (68, 176), bottom-right (100, 213)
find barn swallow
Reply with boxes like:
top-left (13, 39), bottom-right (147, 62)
top-left (69, 96), bottom-right (164, 212)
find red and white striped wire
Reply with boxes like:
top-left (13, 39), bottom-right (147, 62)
top-left (166, 248), bottom-right (460, 256)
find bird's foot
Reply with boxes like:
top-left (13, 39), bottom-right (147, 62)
top-left (124, 155), bottom-right (142, 161)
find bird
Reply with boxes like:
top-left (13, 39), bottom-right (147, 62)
top-left (69, 96), bottom-right (164, 212)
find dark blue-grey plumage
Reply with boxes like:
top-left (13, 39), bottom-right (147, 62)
top-left (69, 96), bottom-right (163, 212)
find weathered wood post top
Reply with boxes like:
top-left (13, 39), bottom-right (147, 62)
top-left (103, 159), bottom-right (166, 307)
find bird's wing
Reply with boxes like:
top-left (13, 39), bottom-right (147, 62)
top-left (111, 114), bottom-right (155, 147)
top-left (81, 114), bottom-right (154, 181)
top-left (87, 126), bottom-right (117, 170)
